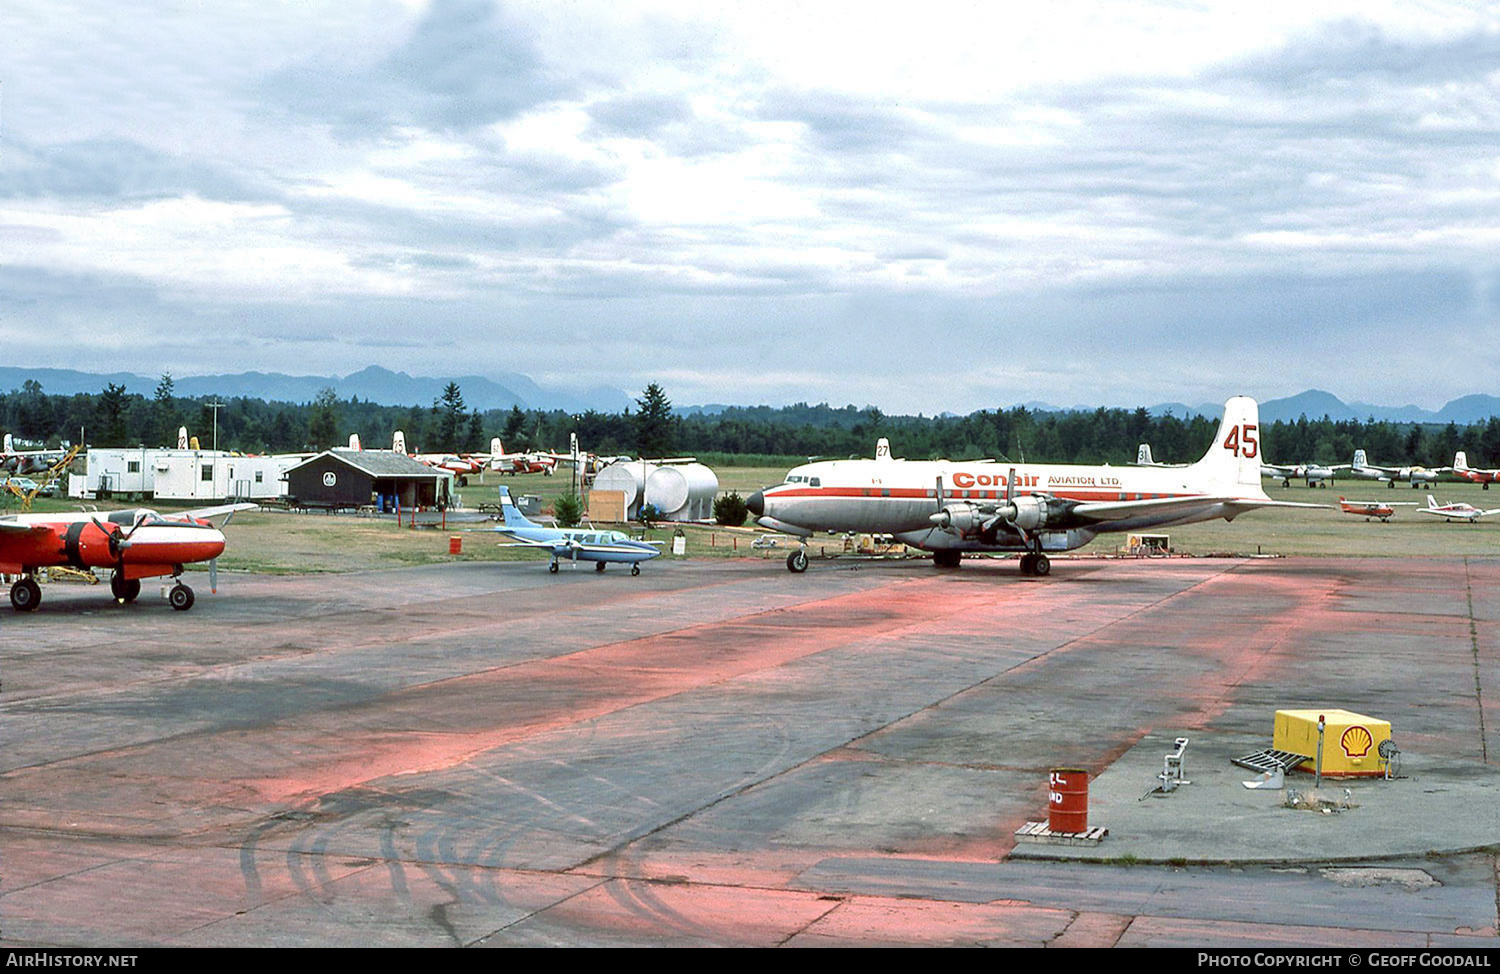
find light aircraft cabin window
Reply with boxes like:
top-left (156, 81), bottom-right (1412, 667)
top-left (809, 477), bottom-right (821, 487)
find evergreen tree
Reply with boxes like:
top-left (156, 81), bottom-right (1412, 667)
top-left (308, 387), bottom-right (340, 450)
top-left (433, 382), bottom-right (466, 452)
top-left (98, 383), bottom-right (130, 446)
top-left (503, 405), bottom-right (527, 448)
top-left (635, 383), bottom-right (675, 458)
top-left (154, 373), bottom-right (179, 447)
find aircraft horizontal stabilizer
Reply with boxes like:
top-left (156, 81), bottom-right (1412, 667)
top-left (1069, 495), bottom-right (1241, 522)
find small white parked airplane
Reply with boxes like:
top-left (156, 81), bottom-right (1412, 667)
top-left (748, 396), bottom-right (1323, 576)
top-left (1414, 494), bottom-right (1500, 523)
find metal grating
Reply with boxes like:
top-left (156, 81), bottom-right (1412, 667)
top-left (1231, 748), bottom-right (1309, 775)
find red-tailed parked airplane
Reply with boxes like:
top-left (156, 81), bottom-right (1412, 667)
top-left (0, 504), bottom-right (253, 612)
top-left (1452, 452), bottom-right (1499, 490)
top-left (1415, 494), bottom-right (1500, 523)
top-left (1337, 497), bottom-right (1415, 521)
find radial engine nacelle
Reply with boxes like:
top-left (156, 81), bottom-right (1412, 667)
top-left (931, 495), bottom-right (1058, 537)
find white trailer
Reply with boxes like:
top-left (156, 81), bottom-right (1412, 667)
top-left (151, 451), bottom-right (295, 502)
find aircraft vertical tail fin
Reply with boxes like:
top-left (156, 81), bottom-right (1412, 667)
top-left (349, 433), bottom-right (362, 451)
top-left (491, 436), bottom-right (502, 456)
top-left (1455, 451), bottom-right (1469, 471)
top-left (1137, 444), bottom-right (1154, 465)
top-left (177, 426), bottom-right (189, 450)
top-left (393, 430), bottom-right (407, 454)
top-left (1354, 449), bottom-right (1368, 469)
top-left (496, 486), bottom-right (535, 528)
top-left (2, 434), bottom-right (10, 453)
top-left (1190, 396), bottom-right (1266, 496)
top-left (875, 437), bottom-right (891, 461)
top-left (1427, 494), bottom-right (1438, 509)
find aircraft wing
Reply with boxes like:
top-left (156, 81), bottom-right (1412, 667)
top-left (168, 503), bottom-right (259, 521)
top-left (1068, 495), bottom-right (1328, 523)
top-left (0, 520), bottom-right (52, 535)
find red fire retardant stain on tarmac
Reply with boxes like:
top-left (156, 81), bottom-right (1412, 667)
top-left (249, 575), bottom-right (1020, 804)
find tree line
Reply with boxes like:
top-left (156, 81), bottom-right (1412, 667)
top-left (4, 376), bottom-right (1500, 469)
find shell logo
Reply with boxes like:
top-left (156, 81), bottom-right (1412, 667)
top-left (1340, 725), bottom-right (1373, 758)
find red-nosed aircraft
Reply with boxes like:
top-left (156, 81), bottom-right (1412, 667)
top-left (1414, 494), bottom-right (1500, 523)
top-left (748, 397), bottom-right (1324, 576)
top-left (1337, 497), bottom-right (1416, 521)
top-left (1452, 452), bottom-right (1499, 490)
top-left (487, 438), bottom-right (558, 476)
top-left (0, 503), bottom-right (254, 612)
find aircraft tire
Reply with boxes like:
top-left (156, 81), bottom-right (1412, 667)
top-left (169, 584), bottom-right (195, 611)
top-left (787, 549), bottom-right (809, 573)
top-left (1032, 554), bottom-right (1051, 577)
top-left (631, 563), bottom-right (640, 576)
top-left (933, 550), bottom-right (961, 569)
top-left (595, 561), bottom-right (606, 572)
top-left (549, 562), bottom-right (559, 574)
top-left (110, 573), bottom-right (141, 603)
top-left (10, 577), bottom-right (41, 612)
top-left (1018, 553), bottom-right (1034, 576)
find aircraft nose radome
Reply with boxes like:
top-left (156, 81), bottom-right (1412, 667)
top-left (746, 491), bottom-right (765, 517)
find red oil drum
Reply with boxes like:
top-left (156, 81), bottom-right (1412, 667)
top-left (449, 536), bottom-right (463, 555)
top-left (1048, 768), bottom-right (1089, 833)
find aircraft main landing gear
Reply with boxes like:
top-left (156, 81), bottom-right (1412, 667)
top-left (111, 572), bottom-right (141, 603)
top-left (933, 550), bottom-right (962, 569)
top-left (595, 561), bottom-right (607, 572)
top-left (10, 576), bottom-right (41, 612)
top-left (786, 548), bottom-right (809, 573)
top-left (631, 563), bottom-right (641, 576)
top-left (1019, 552), bottom-right (1051, 577)
top-left (549, 561), bottom-right (560, 573)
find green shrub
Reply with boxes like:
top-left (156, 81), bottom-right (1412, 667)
top-left (713, 491), bottom-right (749, 526)
top-left (553, 493), bottom-right (583, 527)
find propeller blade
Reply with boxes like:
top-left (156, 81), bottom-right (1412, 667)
top-left (935, 475), bottom-right (945, 510)
top-left (209, 558), bottom-right (218, 594)
top-left (1005, 467), bottom-right (1016, 503)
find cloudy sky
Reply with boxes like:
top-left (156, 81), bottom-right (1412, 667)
top-left (3, 0), bottom-right (1498, 414)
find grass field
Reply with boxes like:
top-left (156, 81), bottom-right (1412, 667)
top-left (7, 468), bottom-right (1498, 576)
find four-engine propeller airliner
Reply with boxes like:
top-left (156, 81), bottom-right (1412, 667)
top-left (0, 503), bottom-right (254, 611)
top-left (747, 397), bottom-right (1322, 576)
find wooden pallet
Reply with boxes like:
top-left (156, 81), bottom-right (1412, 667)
top-left (1013, 821), bottom-right (1109, 845)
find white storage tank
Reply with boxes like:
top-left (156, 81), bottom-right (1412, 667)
top-left (645, 463), bottom-right (719, 521)
top-left (592, 462), bottom-right (643, 511)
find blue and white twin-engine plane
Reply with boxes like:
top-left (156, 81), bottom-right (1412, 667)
top-left (493, 487), bottom-right (662, 575)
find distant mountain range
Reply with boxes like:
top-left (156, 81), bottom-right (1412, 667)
top-left (1022, 389), bottom-right (1500, 425)
top-left (0, 366), bottom-right (633, 414)
top-left (3, 367), bottom-right (1497, 424)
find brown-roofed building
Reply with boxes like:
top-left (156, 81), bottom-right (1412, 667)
top-left (283, 449), bottom-right (454, 511)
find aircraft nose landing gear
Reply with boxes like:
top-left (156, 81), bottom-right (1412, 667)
top-left (786, 548), bottom-right (809, 573)
top-left (168, 583), bottom-right (195, 611)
